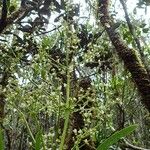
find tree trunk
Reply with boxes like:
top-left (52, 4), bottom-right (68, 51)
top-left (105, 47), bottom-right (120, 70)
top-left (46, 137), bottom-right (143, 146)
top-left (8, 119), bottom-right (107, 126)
top-left (98, 0), bottom-right (150, 112)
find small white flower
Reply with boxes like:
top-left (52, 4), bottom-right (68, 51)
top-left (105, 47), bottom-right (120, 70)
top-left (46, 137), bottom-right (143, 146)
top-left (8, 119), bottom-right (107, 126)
top-left (73, 128), bottom-right (77, 134)
top-left (84, 139), bottom-right (88, 144)
top-left (105, 23), bottom-right (111, 28)
top-left (78, 129), bottom-right (83, 134)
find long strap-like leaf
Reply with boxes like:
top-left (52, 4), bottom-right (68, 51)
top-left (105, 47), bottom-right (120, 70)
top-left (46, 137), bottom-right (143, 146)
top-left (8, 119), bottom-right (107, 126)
top-left (96, 125), bottom-right (137, 150)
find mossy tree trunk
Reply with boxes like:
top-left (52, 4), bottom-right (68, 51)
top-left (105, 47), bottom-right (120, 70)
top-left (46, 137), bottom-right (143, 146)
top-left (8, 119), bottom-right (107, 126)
top-left (98, 0), bottom-right (150, 112)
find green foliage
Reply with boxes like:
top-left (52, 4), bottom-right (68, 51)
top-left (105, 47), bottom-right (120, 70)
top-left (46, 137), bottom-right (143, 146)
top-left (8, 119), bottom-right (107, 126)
top-left (142, 28), bottom-right (149, 33)
top-left (96, 125), bottom-right (138, 150)
top-left (34, 130), bottom-right (43, 150)
top-left (0, 0), bottom-right (150, 149)
top-left (0, 129), bottom-right (4, 150)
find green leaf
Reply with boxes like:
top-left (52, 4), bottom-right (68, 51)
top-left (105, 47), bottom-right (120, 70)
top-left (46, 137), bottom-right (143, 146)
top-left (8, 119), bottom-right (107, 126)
top-left (143, 28), bottom-right (149, 33)
top-left (0, 128), bottom-right (4, 150)
top-left (140, 23), bottom-right (147, 28)
top-left (9, 5), bottom-right (16, 14)
top-left (34, 131), bottom-right (43, 150)
top-left (96, 125), bottom-right (138, 150)
top-left (6, 0), bottom-right (10, 8)
top-left (41, 69), bottom-right (46, 80)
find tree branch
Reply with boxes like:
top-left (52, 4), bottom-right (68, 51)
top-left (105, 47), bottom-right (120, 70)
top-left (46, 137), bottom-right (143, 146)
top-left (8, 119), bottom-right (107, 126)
top-left (121, 139), bottom-right (150, 150)
top-left (0, 6), bottom-right (31, 34)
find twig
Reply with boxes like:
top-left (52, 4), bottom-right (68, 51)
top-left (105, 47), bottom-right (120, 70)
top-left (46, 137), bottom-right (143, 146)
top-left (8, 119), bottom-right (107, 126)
top-left (35, 25), bottom-right (62, 36)
top-left (121, 139), bottom-right (150, 150)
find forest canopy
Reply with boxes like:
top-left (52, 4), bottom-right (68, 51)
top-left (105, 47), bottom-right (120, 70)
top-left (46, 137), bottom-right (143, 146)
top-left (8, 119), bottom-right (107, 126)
top-left (0, 0), bottom-right (150, 149)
